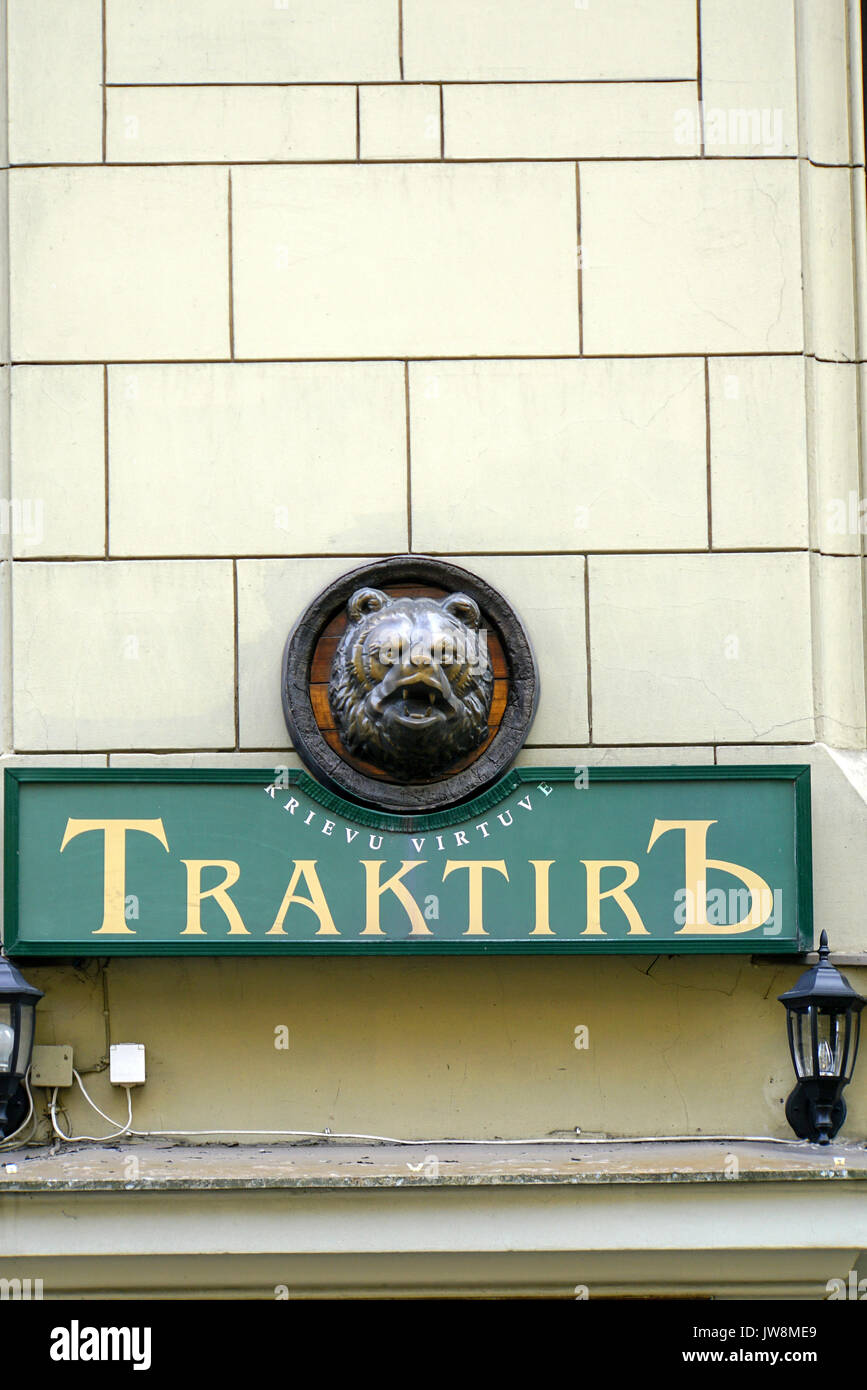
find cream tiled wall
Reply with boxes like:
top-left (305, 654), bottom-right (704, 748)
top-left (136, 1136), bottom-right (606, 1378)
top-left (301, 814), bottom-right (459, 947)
top-left (2, 0), bottom-right (867, 1141)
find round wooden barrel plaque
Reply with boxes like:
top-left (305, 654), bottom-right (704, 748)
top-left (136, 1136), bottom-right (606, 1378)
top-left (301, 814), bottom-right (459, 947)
top-left (282, 556), bottom-right (539, 813)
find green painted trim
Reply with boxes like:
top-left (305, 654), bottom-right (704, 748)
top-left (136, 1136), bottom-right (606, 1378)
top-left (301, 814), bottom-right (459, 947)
top-left (2, 769), bottom-right (21, 955)
top-left (793, 765), bottom-right (814, 954)
top-left (8, 941), bottom-right (807, 958)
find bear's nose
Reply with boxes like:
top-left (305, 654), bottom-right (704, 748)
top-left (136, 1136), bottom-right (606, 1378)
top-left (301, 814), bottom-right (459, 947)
top-left (407, 640), bottom-right (432, 668)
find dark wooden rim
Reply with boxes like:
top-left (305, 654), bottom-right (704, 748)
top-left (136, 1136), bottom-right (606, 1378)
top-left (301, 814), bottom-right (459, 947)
top-left (281, 555), bottom-right (539, 812)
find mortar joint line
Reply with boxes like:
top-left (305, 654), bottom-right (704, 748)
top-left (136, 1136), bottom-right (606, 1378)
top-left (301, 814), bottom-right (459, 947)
top-left (101, 0), bottom-right (107, 163)
top-left (696, 0), bottom-right (704, 157)
top-left (404, 361), bottom-right (413, 551)
top-left (439, 85), bottom-right (445, 160)
top-left (232, 559), bottom-right (240, 750)
top-left (704, 357), bottom-right (712, 550)
top-left (103, 365), bottom-right (109, 557)
top-left (227, 170), bottom-right (235, 359)
top-left (583, 558), bottom-right (593, 743)
top-left (398, 0), bottom-right (404, 81)
top-left (575, 162), bottom-right (583, 356)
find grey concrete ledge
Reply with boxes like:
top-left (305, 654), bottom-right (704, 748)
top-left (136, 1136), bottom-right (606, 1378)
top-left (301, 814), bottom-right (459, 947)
top-left (1, 1138), bottom-right (866, 1193)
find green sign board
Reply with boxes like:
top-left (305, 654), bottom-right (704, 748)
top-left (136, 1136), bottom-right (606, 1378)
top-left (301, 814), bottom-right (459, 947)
top-left (3, 766), bottom-right (812, 956)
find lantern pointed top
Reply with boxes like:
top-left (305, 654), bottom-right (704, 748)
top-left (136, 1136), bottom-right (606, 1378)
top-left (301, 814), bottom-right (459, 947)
top-left (0, 952), bottom-right (44, 1001)
top-left (778, 933), bottom-right (865, 1010)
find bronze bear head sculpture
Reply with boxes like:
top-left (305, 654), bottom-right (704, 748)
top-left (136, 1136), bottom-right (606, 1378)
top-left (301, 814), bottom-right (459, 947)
top-left (328, 587), bottom-right (494, 781)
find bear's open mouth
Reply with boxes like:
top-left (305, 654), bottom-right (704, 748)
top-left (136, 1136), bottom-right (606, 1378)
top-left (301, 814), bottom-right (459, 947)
top-left (386, 685), bottom-right (451, 726)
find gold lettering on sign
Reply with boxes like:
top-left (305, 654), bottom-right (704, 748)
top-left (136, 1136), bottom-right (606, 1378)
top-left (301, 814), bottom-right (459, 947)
top-left (181, 860), bottom-right (249, 935)
top-left (60, 818), bottom-right (170, 935)
top-left (528, 860), bottom-right (556, 935)
top-left (267, 861), bottom-right (339, 936)
top-left (360, 861), bottom-right (432, 936)
top-left (581, 861), bottom-right (649, 936)
top-left (442, 860), bottom-right (509, 936)
top-left (647, 819), bottom-right (772, 933)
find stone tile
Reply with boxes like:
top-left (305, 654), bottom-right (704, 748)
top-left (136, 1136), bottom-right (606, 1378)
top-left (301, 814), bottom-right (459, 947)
top-left (854, 171), bottom-right (867, 352)
top-left (580, 160), bottom-right (802, 355)
top-left (589, 554), bottom-right (814, 744)
top-left (807, 360), bottom-right (861, 555)
top-left (848, 0), bottom-right (866, 167)
top-left (7, 0), bottom-right (103, 164)
top-left (1, 752), bottom-right (109, 773)
top-left (0, 178), bottom-right (7, 365)
top-left (9, 169), bottom-right (230, 362)
top-left (0, 561), bottom-right (10, 754)
top-left (359, 84), bottom-right (441, 160)
top-left (106, 86), bottom-right (357, 163)
top-left (516, 746), bottom-right (714, 765)
top-left (11, 367), bottom-right (105, 558)
top-left (0, 367), bottom-right (6, 458)
top-left (410, 358), bottom-right (707, 551)
top-left (403, 0), bottom-right (697, 80)
top-left (811, 554), bottom-right (866, 748)
top-left (861, 363), bottom-right (867, 527)
top-left (454, 554), bottom-right (589, 746)
top-left (12, 562), bottom-right (235, 749)
top-left (445, 82), bottom-right (700, 159)
top-left (108, 364), bottom-right (407, 556)
top-left (708, 358), bottom-right (808, 550)
top-left (795, 0), bottom-right (854, 166)
top-left (237, 556), bottom-right (380, 750)
top-left (801, 163), bottom-right (858, 362)
top-left (700, 0), bottom-right (798, 155)
top-left (108, 751), bottom-right (303, 768)
top-left (106, 0), bottom-right (399, 83)
top-left (717, 744), bottom-right (867, 954)
top-left (231, 164), bottom-right (580, 357)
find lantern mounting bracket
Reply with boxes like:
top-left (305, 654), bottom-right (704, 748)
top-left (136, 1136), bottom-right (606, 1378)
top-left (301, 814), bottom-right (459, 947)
top-left (784, 1088), bottom-right (846, 1143)
top-left (1, 1087), bottom-right (29, 1138)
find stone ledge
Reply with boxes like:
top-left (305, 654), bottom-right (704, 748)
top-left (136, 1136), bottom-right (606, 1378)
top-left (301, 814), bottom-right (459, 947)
top-left (1, 1138), bottom-right (865, 1193)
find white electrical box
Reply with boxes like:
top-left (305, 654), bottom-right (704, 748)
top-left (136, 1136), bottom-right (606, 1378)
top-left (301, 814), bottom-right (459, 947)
top-left (109, 1043), bottom-right (146, 1086)
top-left (31, 1044), bottom-right (74, 1088)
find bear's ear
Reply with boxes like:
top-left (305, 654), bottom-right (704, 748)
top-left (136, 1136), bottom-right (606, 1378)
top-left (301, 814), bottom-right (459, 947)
top-left (441, 592), bottom-right (481, 629)
top-left (347, 587), bottom-right (389, 622)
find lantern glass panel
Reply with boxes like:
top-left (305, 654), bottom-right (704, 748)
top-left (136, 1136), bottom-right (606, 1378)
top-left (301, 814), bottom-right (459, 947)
top-left (791, 1009), bottom-right (813, 1077)
top-left (15, 1004), bottom-right (35, 1076)
top-left (816, 1008), bottom-right (845, 1077)
top-left (0, 1004), bottom-right (14, 1073)
top-left (843, 1010), bottom-right (860, 1083)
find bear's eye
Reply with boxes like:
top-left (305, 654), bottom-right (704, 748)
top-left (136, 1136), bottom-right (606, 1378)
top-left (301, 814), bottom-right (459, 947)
top-left (431, 634), bottom-right (461, 670)
top-left (368, 632), bottom-right (401, 666)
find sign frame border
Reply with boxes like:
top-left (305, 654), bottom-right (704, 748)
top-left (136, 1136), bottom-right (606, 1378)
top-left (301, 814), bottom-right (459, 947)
top-left (3, 764), bottom-right (812, 958)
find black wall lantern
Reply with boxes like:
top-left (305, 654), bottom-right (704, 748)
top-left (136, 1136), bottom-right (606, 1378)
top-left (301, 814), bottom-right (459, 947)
top-left (778, 932), bottom-right (865, 1144)
top-left (0, 954), bottom-right (43, 1139)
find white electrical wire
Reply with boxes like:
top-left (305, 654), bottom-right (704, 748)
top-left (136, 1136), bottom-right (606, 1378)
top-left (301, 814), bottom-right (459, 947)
top-left (119, 1130), bottom-right (810, 1146)
top-left (63, 1096), bottom-right (817, 1148)
top-left (50, 1073), bottom-right (133, 1144)
top-left (72, 1069), bottom-right (132, 1132)
top-left (36, 1067), bottom-right (820, 1150)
